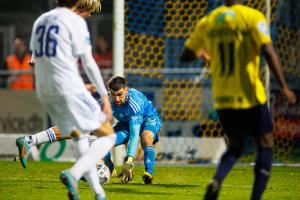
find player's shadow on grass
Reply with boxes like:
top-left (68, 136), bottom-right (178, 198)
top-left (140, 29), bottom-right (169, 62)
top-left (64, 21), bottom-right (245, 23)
top-left (106, 187), bottom-right (197, 196)
top-left (112, 182), bottom-right (198, 187)
top-left (107, 187), bottom-right (167, 195)
top-left (149, 183), bottom-right (199, 189)
top-left (110, 182), bottom-right (199, 189)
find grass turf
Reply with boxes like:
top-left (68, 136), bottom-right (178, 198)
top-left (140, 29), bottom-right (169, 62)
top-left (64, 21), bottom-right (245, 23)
top-left (0, 161), bottom-right (299, 200)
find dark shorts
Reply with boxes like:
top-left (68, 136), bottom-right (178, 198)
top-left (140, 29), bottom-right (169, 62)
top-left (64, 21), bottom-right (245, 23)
top-left (217, 103), bottom-right (274, 138)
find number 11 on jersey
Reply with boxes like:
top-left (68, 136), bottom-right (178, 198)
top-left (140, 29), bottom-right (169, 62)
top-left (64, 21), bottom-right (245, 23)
top-left (219, 41), bottom-right (235, 76)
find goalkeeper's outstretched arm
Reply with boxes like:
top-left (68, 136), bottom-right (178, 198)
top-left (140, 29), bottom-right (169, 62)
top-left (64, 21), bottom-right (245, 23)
top-left (119, 120), bottom-right (141, 183)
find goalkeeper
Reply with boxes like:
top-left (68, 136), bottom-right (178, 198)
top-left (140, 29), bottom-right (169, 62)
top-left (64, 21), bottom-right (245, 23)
top-left (102, 76), bottom-right (161, 184)
top-left (16, 76), bottom-right (161, 184)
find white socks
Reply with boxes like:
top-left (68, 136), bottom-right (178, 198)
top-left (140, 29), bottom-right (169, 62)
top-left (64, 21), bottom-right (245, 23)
top-left (71, 134), bottom-right (116, 197)
top-left (70, 134), bottom-right (116, 179)
top-left (84, 166), bottom-right (106, 197)
top-left (73, 135), bottom-right (89, 159)
top-left (25, 128), bottom-right (56, 147)
top-left (72, 135), bottom-right (104, 196)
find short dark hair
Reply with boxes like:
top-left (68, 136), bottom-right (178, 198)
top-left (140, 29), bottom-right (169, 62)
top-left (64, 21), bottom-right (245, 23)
top-left (107, 76), bottom-right (127, 91)
top-left (57, 0), bottom-right (78, 8)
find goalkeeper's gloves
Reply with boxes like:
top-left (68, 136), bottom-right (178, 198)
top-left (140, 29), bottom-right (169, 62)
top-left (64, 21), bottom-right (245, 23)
top-left (119, 156), bottom-right (134, 183)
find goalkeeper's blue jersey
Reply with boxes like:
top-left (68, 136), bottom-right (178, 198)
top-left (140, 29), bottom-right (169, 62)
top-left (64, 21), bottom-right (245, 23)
top-left (112, 88), bottom-right (159, 124)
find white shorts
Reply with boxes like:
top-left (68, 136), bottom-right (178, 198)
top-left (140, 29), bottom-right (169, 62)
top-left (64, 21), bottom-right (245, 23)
top-left (38, 92), bottom-right (106, 136)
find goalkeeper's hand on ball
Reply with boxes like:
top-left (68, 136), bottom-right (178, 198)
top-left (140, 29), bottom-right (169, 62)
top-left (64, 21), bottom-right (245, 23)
top-left (119, 156), bottom-right (134, 183)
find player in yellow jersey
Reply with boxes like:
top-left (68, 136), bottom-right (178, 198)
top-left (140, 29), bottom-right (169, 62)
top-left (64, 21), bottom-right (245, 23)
top-left (180, 0), bottom-right (296, 200)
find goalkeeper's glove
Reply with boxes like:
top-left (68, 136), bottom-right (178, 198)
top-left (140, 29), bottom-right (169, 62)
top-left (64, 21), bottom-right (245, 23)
top-left (119, 156), bottom-right (134, 183)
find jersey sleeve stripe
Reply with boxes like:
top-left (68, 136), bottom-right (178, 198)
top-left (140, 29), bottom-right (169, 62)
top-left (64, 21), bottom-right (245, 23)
top-left (129, 101), bottom-right (139, 113)
top-left (130, 99), bottom-right (141, 111)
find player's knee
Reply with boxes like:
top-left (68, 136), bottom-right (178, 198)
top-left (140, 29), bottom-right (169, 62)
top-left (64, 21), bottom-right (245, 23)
top-left (141, 131), bottom-right (154, 147)
top-left (258, 132), bottom-right (274, 149)
top-left (228, 145), bottom-right (244, 158)
top-left (71, 129), bottom-right (81, 138)
top-left (94, 121), bottom-right (114, 137)
top-left (141, 137), bottom-right (152, 147)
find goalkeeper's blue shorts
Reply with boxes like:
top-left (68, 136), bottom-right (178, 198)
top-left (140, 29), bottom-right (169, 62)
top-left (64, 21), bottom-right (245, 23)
top-left (113, 116), bottom-right (161, 145)
top-left (217, 103), bottom-right (273, 138)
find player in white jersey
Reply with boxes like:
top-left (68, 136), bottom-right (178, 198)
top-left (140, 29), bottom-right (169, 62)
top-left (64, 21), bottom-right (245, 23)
top-left (28, 0), bottom-right (116, 199)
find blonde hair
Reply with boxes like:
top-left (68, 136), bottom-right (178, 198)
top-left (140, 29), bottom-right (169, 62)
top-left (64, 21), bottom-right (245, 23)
top-left (76, 0), bottom-right (101, 13)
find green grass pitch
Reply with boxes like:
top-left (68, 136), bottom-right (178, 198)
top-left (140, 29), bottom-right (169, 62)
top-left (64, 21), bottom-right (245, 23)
top-left (0, 161), bottom-right (299, 200)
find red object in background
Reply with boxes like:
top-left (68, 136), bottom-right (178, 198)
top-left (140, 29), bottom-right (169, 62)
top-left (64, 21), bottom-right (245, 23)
top-left (93, 51), bottom-right (112, 69)
top-left (272, 90), bottom-right (300, 139)
top-left (93, 36), bottom-right (112, 69)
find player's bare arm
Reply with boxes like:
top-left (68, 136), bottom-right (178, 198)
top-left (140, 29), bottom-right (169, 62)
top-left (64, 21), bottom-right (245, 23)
top-left (85, 83), bottom-right (97, 93)
top-left (262, 43), bottom-right (296, 104)
top-left (100, 95), bottom-right (113, 123)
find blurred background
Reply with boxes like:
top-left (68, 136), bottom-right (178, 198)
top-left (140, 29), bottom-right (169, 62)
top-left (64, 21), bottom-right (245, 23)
top-left (0, 0), bottom-right (113, 66)
top-left (0, 0), bottom-right (299, 165)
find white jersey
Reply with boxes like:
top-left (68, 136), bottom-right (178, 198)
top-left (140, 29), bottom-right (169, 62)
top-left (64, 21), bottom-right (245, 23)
top-left (30, 7), bottom-right (91, 97)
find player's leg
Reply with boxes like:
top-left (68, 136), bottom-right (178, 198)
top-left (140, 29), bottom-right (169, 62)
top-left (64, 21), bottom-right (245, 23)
top-left (141, 130), bottom-right (155, 184)
top-left (60, 129), bottom-right (85, 199)
top-left (103, 122), bottom-right (129, 175)
top-left (103, 132), bottom-right (129, 176)
top-left (250, 103), bottom-right (274, 200)
top-left (16, 126), bottom-right (68, 168)
top-left (61, 127), bottom-right (113, 200)
top-left (66, 122), bottom-right (115, 199)
top-left (141, 117), bottom-right (160, 184)
top-left (23, 126), bottom-right (60, 147)
top-left (204, 135), bottom-right (245, 200)
top-left (251, 133), bottom-right (273, 200)
top-left (204, 109), bottom-right (244, 200)
top-left (70, 131), bottom-right (106, 198)
top-left (54, 92), bottom-right (114, 199)
top-left (37, 95), bottom-right (81, 199)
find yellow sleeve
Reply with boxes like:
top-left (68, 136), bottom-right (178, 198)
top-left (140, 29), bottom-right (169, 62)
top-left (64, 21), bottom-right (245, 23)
top-left (250, 11), bottom-right (272, 47)
top-left (184, 17), bottom-right (207, 53)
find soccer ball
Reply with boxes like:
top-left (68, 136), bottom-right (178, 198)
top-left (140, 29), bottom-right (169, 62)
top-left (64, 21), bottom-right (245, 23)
top-left (97, 164), bottom-right (111, 184)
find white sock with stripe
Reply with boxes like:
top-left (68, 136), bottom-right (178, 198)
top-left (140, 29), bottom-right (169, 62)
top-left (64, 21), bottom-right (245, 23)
top-left (25, 128), bottom-right (56, 147)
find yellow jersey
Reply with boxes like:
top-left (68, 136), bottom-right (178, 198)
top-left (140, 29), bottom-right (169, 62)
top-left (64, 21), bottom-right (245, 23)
top-left (185, 4), bottom-right (271, 109)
